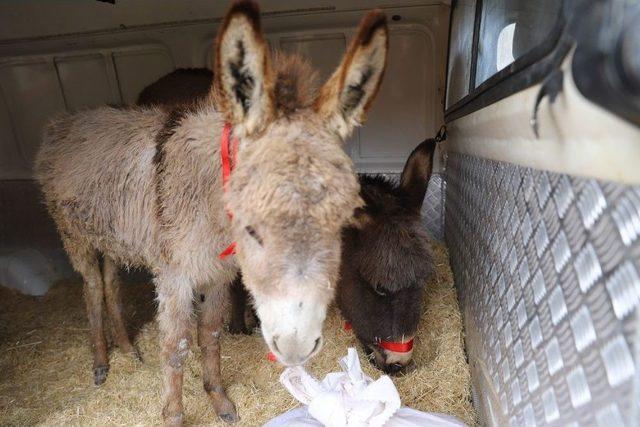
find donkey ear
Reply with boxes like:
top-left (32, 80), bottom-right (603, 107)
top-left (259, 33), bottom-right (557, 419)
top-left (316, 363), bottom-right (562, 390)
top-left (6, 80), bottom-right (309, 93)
top-left (400, 139), bottom-right (436, 211)
top-left (315, 10), bottom-right (388, 140)
top-left (214, 0), bottom-right (275, 136)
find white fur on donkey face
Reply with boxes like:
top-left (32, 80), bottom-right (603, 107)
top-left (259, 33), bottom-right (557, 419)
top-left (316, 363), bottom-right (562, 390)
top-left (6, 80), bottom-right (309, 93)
top-left (215, 5), bottom-right (388, 365)
top-left (241, 226), bottom-right (337, 366)
top-left (249, 251), bottom-right (335, 366)
top-left (228, 118), bottom-right (350, 365)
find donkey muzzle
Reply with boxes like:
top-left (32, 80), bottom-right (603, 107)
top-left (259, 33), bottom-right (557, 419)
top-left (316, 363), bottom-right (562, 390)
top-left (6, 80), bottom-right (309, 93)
top-left (365, 335), bottom-right (416, 375)
top-left (269, 334), bottom-right (323, 366)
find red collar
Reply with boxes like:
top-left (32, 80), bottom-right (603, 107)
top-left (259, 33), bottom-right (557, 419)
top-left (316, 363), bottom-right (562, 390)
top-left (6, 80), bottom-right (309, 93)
top-left (219, 123), bottom-right (238, 260)
top-left (378, 338), bottom-right (414, 353)
top-left (344, 322), bottom-right (414, 353)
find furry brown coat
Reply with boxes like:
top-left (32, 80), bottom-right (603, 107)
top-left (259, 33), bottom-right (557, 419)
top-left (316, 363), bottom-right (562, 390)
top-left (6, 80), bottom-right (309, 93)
top-left (138, 66), bottom-right (435, 376)
top-left (35, 1), bottom-right (388, 425)
top-left (228, 140), bottom-right (437, 374)
top-left (338, 140), bottom-right (436, 374)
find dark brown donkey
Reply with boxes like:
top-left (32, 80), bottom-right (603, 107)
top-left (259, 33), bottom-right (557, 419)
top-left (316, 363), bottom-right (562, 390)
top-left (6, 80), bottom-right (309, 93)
top-left (338, 139), bottom-right (436, 374)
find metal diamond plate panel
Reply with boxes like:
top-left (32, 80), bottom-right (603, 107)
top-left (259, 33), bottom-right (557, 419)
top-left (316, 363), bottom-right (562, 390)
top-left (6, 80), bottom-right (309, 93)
top-left (445, 153), bottom-right (640, 427)
top-left (423, 172), bottom-right (445, 241)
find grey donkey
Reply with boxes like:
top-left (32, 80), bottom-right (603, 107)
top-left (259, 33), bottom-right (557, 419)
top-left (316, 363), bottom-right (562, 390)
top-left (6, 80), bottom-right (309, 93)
top-left (35, 1), bottom-right (389, 425)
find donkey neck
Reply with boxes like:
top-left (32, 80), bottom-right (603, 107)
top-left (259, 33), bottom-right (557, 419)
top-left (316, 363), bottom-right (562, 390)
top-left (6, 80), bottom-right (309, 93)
top-left (154, 106), bottom-right (235, 253)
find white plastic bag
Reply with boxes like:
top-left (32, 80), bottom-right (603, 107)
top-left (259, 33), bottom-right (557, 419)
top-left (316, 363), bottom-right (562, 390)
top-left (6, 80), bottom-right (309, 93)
top-left (264, 348), bottom-right (467, 427)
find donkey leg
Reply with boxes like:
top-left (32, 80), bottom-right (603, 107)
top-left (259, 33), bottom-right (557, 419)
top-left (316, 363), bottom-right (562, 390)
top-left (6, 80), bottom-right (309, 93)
top-left (102, 255), bottom-right (140, 360)
top-left (157, 275), bottom-right (194, 427)
top-left (228, 275), bottom-right (250, 335)
top-left (246, 305), bottom-right (260, 331)
top-left (67, 245), bottom-right (109, 385)
top-left (198, 285), bottom-right (238, 423)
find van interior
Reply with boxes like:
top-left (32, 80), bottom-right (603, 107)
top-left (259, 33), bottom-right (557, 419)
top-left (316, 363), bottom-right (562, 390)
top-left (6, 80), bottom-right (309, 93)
top-left (1, 1), bottom-right (639, 426)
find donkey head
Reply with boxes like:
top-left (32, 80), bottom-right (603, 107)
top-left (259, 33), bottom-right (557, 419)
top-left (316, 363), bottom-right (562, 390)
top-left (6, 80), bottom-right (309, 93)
top-left (339, 139), bottom-right (436, 374)
top-left (214, 1), bottom-right (388, 366)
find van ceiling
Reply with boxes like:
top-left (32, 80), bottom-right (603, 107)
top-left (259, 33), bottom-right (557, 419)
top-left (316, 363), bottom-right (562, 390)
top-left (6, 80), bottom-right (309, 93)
top-left (0, 0), bottom-right (450, 42)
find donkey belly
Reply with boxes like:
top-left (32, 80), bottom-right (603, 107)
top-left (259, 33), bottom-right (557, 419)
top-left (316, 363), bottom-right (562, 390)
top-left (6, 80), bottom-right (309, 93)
top-left (37, 107), bottom-right (163, 267)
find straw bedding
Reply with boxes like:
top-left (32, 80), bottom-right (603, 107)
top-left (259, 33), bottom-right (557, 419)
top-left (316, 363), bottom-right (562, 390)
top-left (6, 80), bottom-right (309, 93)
top-left (0, 243), bottom-right (476, 426)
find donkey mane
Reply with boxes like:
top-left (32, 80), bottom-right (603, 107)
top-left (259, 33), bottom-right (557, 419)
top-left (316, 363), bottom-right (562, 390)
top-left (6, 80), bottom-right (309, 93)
top-left (358, 174), bottom-right (417, 216)
top-left (348, 172), bottom-right (433, 293)
top-left (359, 174), bottom-right (397, 195)
top-left (272, 52), bottom-right (320, 115)
top-left (209, 51), bottom-right (320, 118)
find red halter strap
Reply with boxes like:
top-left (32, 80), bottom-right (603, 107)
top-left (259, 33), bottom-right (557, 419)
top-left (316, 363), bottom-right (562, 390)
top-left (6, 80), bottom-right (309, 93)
top-left (345, 320), bottom-right (414, 353)
top-left (378, 338), bottom-right (414, 353)
top-left (219, 123), bottom-right (239, 260)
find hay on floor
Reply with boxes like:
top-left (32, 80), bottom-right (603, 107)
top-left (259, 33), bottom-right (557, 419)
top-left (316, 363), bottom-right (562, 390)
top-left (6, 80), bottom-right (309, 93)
top-left (0, 243), bottom-right (476, 426)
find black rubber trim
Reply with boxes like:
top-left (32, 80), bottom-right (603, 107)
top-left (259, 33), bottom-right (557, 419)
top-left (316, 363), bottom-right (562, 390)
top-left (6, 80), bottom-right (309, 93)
top-left (468, 0), bottom-right (483, 95)
top-left (442, 0), bottom-right (455, 110)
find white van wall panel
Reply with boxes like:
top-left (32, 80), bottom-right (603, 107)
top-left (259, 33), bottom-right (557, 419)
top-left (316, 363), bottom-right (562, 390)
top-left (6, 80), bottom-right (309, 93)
top-left (0, 5), bottom-right (448, 176)
top-left (358, 29), bottom-right (434, 162)
top-left (445, 55), bottom-right (640, 185)
top-left (0, 60), bottom-right (66, 174)
top-left (0, 45), bottom-right (175, 179)
top-left (0, 97), bottom-right (25, 178)
top-left (55, 54), bottom-right (118, 110)
top-left (0, 1), bottom-right (448, 42)
top-left (275, 26), bottom-right (438, 171)
top-left (112, 48), bottom-right (174, 104)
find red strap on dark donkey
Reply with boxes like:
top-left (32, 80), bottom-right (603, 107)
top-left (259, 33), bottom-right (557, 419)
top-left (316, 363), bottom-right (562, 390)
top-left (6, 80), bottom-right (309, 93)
top-left (219, 123), bottom-right (238, 260)
top-left (344, 321), bottom-right (414, 353)
top-left (378, 338), bottom-right (414, 353)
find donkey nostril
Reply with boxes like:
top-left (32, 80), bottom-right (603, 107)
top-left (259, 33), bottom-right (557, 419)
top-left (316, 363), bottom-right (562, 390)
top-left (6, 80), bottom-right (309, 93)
top-left (311, 336), bottom-right (322, 355)
top-left (271, 336), bottom-right (280, 354)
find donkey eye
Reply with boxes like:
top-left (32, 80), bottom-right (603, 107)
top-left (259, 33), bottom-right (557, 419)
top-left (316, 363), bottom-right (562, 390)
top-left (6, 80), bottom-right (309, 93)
top-left (373, 285), bottom-right (387, 296)
top-left (245, 226), bottom-right (263, 245)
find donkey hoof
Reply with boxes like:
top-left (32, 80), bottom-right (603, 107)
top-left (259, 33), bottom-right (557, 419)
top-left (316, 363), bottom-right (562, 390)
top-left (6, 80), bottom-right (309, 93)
top-left (210, 390), bottom-right (238, 423)
top-left (93, 365), bottom-right (109, 386)
top-left (219, 412), bottom-right (239, 423)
